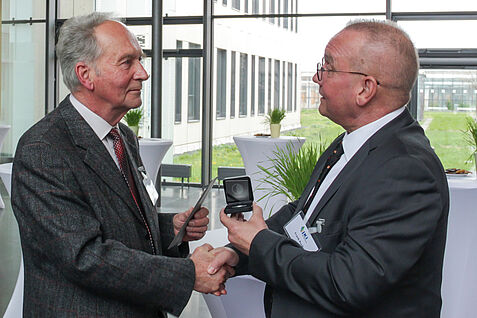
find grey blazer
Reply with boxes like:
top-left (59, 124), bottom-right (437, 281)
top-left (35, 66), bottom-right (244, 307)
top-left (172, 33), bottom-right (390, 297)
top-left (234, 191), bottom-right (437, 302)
top-left (235, 109), bottom-right (450, 318)
top-left (12, 96), bottom-right (195, 317)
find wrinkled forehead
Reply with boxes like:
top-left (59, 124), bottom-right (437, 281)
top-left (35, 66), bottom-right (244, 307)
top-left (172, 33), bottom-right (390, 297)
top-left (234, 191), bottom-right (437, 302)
top-left (323, 30), bottom-right (361, 67)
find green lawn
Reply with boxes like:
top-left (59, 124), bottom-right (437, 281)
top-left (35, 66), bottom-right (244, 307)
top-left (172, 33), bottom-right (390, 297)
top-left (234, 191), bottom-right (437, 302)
top-left (174, 109), bottom-right (475, 182)
top-left (423, 112), bottom-right (474, 170)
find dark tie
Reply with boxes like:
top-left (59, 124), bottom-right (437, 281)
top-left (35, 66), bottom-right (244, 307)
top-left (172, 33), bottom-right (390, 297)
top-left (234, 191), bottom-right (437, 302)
top-left (108, 128), bottom-right (156, 254)
top-left (302, 141), bottom-right (344, 214)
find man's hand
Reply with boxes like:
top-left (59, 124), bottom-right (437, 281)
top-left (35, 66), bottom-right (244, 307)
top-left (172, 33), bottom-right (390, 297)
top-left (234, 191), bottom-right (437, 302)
top-left (208, 247), bottom-right (239, 296)
top-left (220, 203), bottom-right (267, 256)
top-left (190, 244), bottom-right (230, 294)
top-left (173, 206), bottom-right (209, 242)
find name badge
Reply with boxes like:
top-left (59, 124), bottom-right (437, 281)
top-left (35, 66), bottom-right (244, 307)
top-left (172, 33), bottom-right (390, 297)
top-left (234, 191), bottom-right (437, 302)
top-left (138, 166), bottom-right (159, 206)
top-left (283, 211), bottom-right (320, 252)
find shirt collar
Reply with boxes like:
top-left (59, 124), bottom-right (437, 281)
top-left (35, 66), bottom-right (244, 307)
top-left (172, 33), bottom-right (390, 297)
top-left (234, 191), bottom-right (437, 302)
top-left (342, 106), bottom-right (406, 162)
top-left (69, 94), bottom-right (117, 140)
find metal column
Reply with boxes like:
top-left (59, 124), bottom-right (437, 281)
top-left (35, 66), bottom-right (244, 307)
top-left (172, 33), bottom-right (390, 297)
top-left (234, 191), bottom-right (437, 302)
top-left (201, 0), bottom-right (214, 186)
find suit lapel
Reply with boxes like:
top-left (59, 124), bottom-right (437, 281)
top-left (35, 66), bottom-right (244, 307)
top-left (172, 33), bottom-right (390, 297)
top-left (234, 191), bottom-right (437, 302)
top-left (306, 142), bottom-right (369, 226)
top-left (58, 97), bottom-right (146, 224)
top-left (121, 127), bottom-right (161, 248)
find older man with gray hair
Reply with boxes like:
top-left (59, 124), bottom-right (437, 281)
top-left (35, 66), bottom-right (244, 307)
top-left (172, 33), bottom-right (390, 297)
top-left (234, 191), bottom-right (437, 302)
top-left (12, 12), bottom-right (229, 317)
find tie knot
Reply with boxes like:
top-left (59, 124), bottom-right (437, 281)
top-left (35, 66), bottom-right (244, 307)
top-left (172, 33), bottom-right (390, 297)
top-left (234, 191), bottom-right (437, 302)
top-left (108, 128), bottom-right (121, 141)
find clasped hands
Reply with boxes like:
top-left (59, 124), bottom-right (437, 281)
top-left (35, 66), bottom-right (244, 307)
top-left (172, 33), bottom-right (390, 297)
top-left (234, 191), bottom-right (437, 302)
top-left (184, 203), bottom-right (267, 295)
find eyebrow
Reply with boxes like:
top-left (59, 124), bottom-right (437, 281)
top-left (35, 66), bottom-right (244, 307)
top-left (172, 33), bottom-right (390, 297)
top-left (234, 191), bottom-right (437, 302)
top-left (324, 54), bottom-right (334, 66)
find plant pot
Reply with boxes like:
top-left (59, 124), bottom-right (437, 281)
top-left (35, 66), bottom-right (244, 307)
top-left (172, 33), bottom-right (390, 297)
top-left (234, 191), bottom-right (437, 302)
top-left (270, 124), bottom-right (281, 138)
top-left (129, 125), bottom-right (139, 135)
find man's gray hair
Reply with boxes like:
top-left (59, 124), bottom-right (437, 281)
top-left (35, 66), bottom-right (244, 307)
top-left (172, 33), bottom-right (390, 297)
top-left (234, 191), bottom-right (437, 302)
top-left (344, 19), bottom-right (419, 93)
top-left (56, 12), bottom-right (118, 92)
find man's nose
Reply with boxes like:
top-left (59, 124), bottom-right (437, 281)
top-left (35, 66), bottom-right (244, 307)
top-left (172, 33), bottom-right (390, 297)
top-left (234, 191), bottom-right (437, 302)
top-left (135, 62), bottom-right (149, 81)
top-left (312, 72), bottom-right (320, 85)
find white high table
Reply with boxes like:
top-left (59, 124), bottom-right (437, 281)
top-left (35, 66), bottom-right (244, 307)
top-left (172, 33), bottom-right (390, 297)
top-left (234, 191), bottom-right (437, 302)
top-left (138, 138), bottom-right (172, 185)
top-left (233, 136), bottom-right (305, 218)
top-left (441, 175), bottom-right (477, 318)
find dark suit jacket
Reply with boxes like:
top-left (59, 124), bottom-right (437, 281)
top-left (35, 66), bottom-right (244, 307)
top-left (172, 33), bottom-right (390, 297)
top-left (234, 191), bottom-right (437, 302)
top-left (12, 96), bottom-right (195, 317)
top-left (235, 109), bottom-right (449, 317)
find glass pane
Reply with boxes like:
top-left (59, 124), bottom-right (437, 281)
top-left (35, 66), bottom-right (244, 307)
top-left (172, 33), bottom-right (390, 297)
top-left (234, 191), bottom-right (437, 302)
top-left (162, 57), bottom-right (203, 184)
top-left (128, 25), bottom-right (152, 50)
top-left (398, 21), bottom-right (477, 49)
top-left (393, 0), bottom-right (477, 12)
top-left (163, 24), bottom-right (203, 50)
top-left (164, 0), bottom-right (203, 16)
top-left (58, 0), bottom-right (95, 19)
top-left (417, 69), bottom-right (477, 171)
top-left (96, 0), bottom-right (152, 17)
top-left (297, 0), bottom-right (384, 14)
top-left (1, 23), bottom-right (45, 157)
top-left (2, 0), bottom-right (46, 20)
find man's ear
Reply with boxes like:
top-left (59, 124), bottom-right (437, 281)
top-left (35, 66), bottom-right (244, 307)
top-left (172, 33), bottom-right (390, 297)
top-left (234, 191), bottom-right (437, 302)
top-left (75, 62), bottom-right (94, 91)
top-left (356, 77), bottom-right (378, 106)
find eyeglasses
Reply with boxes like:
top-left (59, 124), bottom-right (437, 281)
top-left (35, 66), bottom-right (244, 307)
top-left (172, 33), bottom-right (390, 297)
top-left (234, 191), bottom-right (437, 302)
top-left (316, 58), bottom-right (380, 85)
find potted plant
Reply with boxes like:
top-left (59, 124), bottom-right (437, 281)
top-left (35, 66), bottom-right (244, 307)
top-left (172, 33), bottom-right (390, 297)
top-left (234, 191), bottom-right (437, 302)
top-left (464, 116), bottom-right (477, 172)
top-left (264, 108), bottom-right (286, 138)
top-left (256, 137), bottom-right (329, 214)
top-left (123, 108), bottom-right (143, 136)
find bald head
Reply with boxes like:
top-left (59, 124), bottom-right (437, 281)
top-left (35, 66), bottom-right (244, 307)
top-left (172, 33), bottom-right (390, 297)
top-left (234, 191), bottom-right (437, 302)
top-left (341, 20), bottom-right (419, 95)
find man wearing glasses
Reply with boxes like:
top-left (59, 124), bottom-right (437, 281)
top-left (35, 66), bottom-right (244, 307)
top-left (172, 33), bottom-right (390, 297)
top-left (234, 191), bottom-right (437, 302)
top-left (209, 20), bottom-right (449, 318)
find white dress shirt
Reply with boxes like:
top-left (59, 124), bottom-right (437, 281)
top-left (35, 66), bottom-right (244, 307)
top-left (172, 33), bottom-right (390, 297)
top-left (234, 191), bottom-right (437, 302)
top-left (303, 106), bottom-right (406, 223)
top-left (69, 94), bottom-right (121, 169)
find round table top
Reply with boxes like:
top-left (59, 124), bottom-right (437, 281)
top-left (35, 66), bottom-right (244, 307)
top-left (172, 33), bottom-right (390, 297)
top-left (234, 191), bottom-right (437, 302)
top-left (233, 135), bottom-right (305, 144)
top-left (138, 138), bottom-right (173, 146)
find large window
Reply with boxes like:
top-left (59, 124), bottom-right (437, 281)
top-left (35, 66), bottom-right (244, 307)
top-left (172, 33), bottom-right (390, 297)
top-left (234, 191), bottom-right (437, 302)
top-left (268, 58), bottom-right (272, 113)
top-left (232, 0), bottom-right (240, 10)
top-left (269, 0), bottom-right (275, 24)
top-left (274, 59), bottom-right (280, 109)
top-left (282, 61), bottom-right (286, 110)
top-left (251, 55), bottom-right (256, 116)
top-left (230, 51), bottom-right (236, 118)
top-left (288, 62), bottom-right (293, 111)
top-left (216, 49), bottom-right (227, 119)
top-left (239, 53), bottom-right (249, 116)
top-left (416, 69), bottom-right (477, 171)
top-left (175, 41), bottom-right (183, 123)
top-left (258, 57), bottom-right (266, 115)
top-left (253, 0), bottom-right (259, 14)
top-left (188, 43), bottom-right (201, 121)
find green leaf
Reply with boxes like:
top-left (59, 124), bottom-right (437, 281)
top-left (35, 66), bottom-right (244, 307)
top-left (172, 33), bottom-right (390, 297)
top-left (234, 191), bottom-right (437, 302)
top-left (256, 136), bottom-right (330, 215)
top-left (123, 108), bottom-right (143, 126)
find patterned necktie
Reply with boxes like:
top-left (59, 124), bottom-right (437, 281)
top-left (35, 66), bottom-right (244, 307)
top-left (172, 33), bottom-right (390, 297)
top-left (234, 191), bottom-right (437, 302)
top-left (303, 141), bottom-right (344, 214)
top-left (108, 128), bottom-right (156, 254)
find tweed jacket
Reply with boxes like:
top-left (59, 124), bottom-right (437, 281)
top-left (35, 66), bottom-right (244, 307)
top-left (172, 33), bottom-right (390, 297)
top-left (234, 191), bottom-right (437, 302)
top-left (12, 96), bottom-right (195, 317)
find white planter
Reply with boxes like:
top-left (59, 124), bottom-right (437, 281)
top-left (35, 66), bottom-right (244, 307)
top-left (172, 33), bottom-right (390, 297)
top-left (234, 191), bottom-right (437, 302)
top-left (129, 125), bottom-right (139, 136)
top-left (270, 124), bottom-right (281, 138)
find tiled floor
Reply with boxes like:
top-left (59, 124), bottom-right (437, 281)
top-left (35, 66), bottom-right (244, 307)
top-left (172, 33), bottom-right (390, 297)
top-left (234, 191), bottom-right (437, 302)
top-left (0, 184), bottom-right (226, 318)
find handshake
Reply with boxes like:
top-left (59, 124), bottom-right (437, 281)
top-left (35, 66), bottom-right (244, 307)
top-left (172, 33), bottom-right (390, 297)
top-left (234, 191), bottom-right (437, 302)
top-left (190, 245), bottom-right (239, 296)
top-left (185, 202), bottom-right (268, 296)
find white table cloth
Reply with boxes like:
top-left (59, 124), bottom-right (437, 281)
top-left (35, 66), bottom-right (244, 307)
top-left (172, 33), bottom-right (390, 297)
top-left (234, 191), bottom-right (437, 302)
top-left (0, 125), bottom-right (10, 209)
top-left (138, 138), bottom-right (172, 185)
top-left (441, 175), bottom-right (477, 318)
top-left (233, 136), bottom-right (305, 218)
